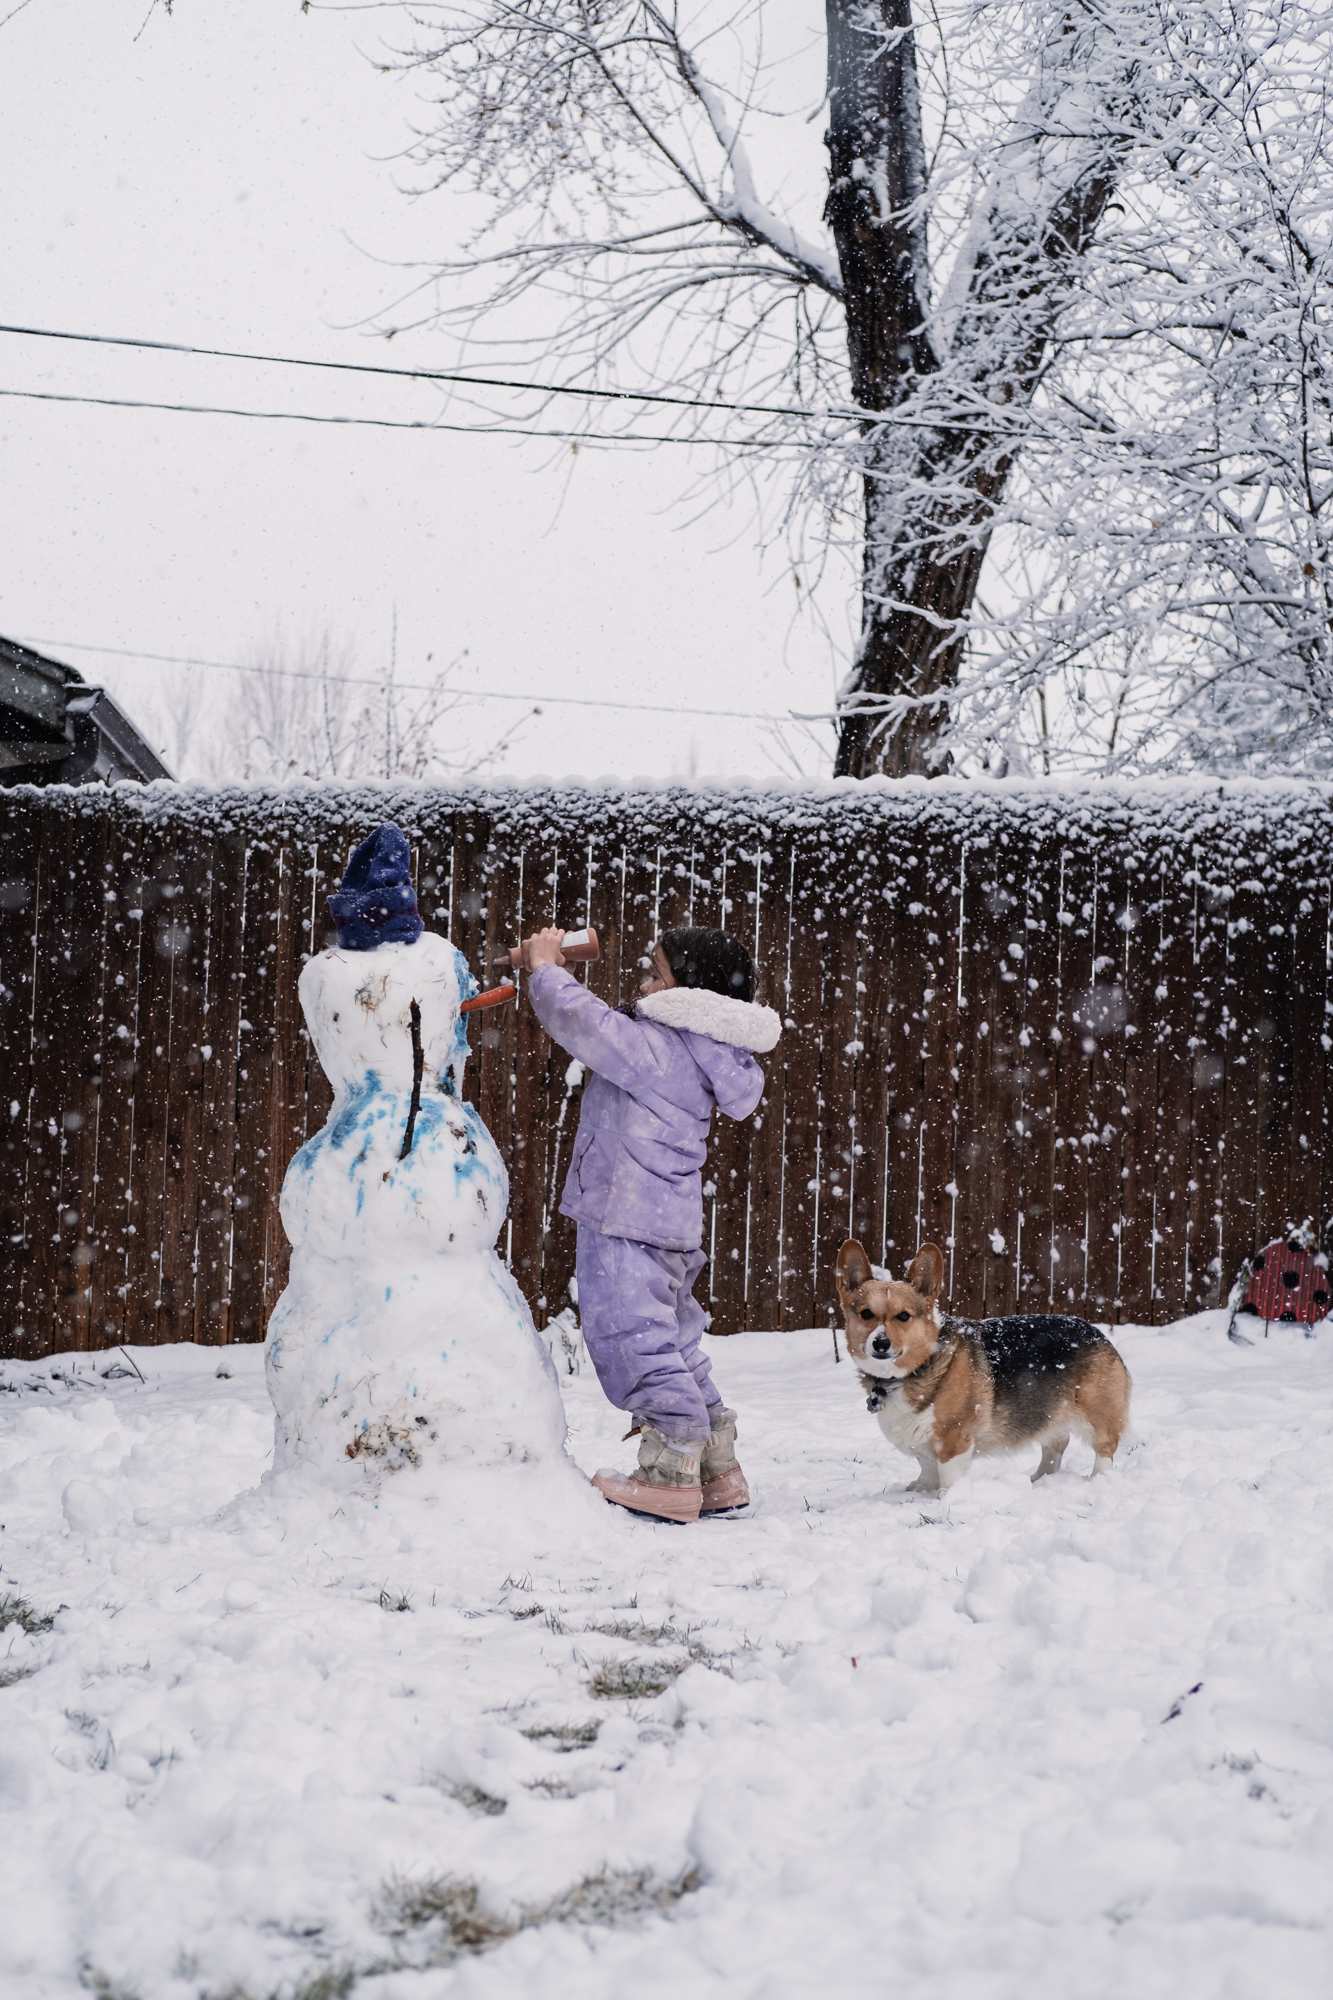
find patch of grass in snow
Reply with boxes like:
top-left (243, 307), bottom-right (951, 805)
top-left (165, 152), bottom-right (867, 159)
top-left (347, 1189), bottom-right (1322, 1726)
top-left (439, 1780), bottom-right (508, 1817)
top-left (1217, 1751), bottom-right (1279, 1804)
top-left (289, 1975), bottom-right (362, 2000)
top-left (502, 1580), bottom-right (569, 1630)
top-left (376, 1865), bottom-right (700, 1962)
top-left (584, 1615), bottom-right (718, 1660)
top-left (0, 1590), bottom-right (55, 1635)
top-left (281, 1976), bottom-right (360, 2000)
top-left (0, 1661), bottom-right (38, 1689)
top-left (376, 1876), bottom-right (515, 1954)
top-left (586, 1656), bottom-right (686, 1700)
top-left (508, 1603), bottom-right (567, 1632)
top-left (582, 1619), bottom-right (732, 1699)
top-left (200, 1970), bottom-right (362, 2000)
top-left (2, 1363), bottom-right (95, 1397)
top-left (544, 1866), bottom-right (700, 1928)
top-left (519, 1719), bottom-right (600, 1751)
top-left (65, 1709), bottom-right (115, 1769)
top-left (78, 1970), bottom-right (143, 2000)
top-left (376, 1588), bottom-right (414, 1614)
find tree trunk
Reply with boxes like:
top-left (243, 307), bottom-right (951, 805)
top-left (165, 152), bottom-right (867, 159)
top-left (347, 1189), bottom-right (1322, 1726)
top-left (839, 418), bottom-right (1009, 779)
top-left (827, 1), bottom-right (1141, 779)
top-left (825, 0), bottom-right (954, 778)
top-left (834, 524), bottom-right (985, 779)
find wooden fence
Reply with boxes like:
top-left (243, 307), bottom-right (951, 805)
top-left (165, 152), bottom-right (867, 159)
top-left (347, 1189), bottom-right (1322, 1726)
top-left (2, 778), bottom-right (1331, 1359)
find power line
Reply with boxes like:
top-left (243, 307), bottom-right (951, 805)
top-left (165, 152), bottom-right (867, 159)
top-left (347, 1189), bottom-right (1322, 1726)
top-left (0, 318), bottom-right (834, 425)
top-left (0, 382), bottom-right (778, 449)
top-left (19, 635), bottom-right (809, 726)
top-left (0, 320), bottom-right (1029, 439)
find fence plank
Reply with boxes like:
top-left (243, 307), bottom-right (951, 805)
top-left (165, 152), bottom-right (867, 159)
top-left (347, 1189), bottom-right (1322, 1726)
top-left (302, 832), bottom-right (345, 1148)
top-left (1221, 869), bottom-right (1267, 1279)
top-left (1316, 875), bottom-right (1333, 1255)
top-left (973, 851), bottom-right (1023, 1316)
top-left (1117, 852), bottom-right (1150, 1318)
top-left (193, 828), bottom-right (247, 1344)
top-left (746, 841), bottom-right (789, 1327)
top-left (259, 842), bottom-right (304, 1329)
top-left (88, 811), bottom-right (149, 1348)
top-left (1014, 846), bottom-right (1062, 1310)
top-left (0, 796), bottom-right (41, 1356)
top-left (944, 840), bottom-right (993, 1312)
top-left (780, 830), bottom-right (825, 1325)
top-left (227, 836), bottom-right (283, 1343)
top-left (707, 837), bottom-right (764, 1335)
top-left (1283, 870), bottom-right (1326, 1238)
top-left (1147, 851), bottom-right (1195, 1313)
top-left (919, 833), bottom-right (962, 1280)
top-left (21, 807), bottom-right (102, 1354)
top-left (1048, 841), bottom-right (1096, 1314)
top-left (1185, 868), bottom-right (1231, 1308)
top-left (150, 824), bottom-right (213, 1346)
top-left (1255, 881), bottom-right (1297, 1242)
top-left (66, 810), bottom-right (114, 1352)
top-left (1083, 849), bottom-right (1129, 1319)
top-left (881, 832), bottom-right (933, 1280)
top-left (770, 846), bottom-right (807, 1323)
top-left (506, 811), bottom-right (567, 1319)
top-left (117, 826), bottom-right (172, 1344)
top-left (467, 816), bottom-right (517, 1213)
top-left (848, 859), bottom-right (888, 1271)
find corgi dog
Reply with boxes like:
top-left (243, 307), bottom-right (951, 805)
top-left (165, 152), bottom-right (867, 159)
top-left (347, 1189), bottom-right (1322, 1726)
top-left (835, 1239), bottom-right (1131, 1494)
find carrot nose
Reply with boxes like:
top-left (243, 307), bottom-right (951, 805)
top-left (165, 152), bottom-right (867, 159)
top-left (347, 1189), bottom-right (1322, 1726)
top-left (459, 980), bottom-right (517, 1016)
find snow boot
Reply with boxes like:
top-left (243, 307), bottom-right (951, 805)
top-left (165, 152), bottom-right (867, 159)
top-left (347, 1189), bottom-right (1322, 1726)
top-left (699, 1406), bottom-right (750, 1513)
top-left (592, 1425), bottom-right (703, 1523)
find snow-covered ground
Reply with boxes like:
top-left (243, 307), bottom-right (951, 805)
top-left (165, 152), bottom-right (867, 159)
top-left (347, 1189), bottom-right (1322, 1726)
top-left (1, 1316), bottom-right (1330, 2000)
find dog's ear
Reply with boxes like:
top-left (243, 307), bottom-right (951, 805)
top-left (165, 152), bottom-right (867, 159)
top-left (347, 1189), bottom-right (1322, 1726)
top-left (906, 1242), bottom-right (945, 1302)
top-left (836, 1239), bottom-right (874, 1297)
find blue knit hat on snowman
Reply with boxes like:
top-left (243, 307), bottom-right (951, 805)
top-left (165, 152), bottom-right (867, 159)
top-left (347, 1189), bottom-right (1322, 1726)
top-left (328, 823), bottom-right (424, 951)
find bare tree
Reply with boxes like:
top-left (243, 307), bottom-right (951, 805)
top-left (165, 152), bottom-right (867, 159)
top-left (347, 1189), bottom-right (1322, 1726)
top-left (171, 627), bottom-right (530, 782)
top-left (369, 0), bottom-right (1333, 778)
top-left (142, 658), bottom-right (210, 777)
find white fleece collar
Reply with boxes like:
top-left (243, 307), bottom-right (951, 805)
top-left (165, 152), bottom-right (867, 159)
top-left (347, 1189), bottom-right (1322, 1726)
top-left (637, 985), bottom-right (782, 1053)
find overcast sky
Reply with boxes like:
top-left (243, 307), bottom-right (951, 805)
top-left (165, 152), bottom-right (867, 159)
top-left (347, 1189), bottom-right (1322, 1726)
top-left (0, 0), bottom-right (849, 786)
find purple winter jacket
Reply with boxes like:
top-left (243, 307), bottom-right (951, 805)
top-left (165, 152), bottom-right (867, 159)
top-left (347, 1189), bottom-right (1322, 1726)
top-left (527, 966), bottom-right (782, 1251)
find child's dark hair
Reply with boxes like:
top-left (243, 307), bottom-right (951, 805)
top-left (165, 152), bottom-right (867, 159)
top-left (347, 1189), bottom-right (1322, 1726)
top-left (659, 927), bottom-right (754, 1004)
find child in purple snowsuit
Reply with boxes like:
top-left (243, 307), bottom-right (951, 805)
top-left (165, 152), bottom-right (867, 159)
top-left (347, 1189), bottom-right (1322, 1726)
top-left (523, 924), bottom-right (781, 1522)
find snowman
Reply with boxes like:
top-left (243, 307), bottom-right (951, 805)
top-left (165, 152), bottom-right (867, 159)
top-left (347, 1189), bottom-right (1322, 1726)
top-left (265, 824), bottom-right (568, 1479)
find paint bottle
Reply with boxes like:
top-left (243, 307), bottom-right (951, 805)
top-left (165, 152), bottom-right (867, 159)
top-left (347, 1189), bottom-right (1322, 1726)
top-left (497, 926), bottom-right (600, 973)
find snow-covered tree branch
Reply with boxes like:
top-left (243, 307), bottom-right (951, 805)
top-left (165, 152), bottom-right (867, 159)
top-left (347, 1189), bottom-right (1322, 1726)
top-left (371, 0), bottom-right (1333, 777)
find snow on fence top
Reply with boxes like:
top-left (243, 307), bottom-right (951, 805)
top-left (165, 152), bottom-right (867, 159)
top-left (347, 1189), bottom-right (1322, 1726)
top-left (3, 775), bottom-right (1332, 1359)
top-left (11, 771), bottom-right (1333, 873)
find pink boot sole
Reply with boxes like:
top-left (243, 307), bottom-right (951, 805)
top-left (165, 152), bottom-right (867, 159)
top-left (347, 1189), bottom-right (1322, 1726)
top-left (700, 1465), bottom-right (751, 1513)
top-left (591, 1470), bottom-right (702, 1523)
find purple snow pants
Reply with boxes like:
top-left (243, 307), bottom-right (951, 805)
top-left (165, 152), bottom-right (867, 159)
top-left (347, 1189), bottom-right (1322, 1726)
top-left (575, 1228), bottom-right (723, 1443)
